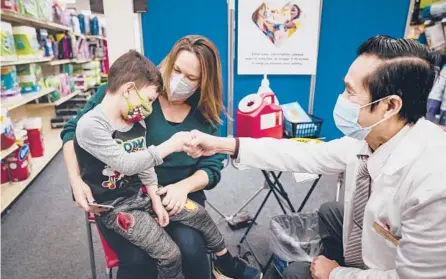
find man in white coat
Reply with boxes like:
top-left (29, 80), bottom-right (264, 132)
top-left (184, 36), bottom-right (446, 279)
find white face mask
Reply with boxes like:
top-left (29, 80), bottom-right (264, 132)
top-left (333, 94), bottom-right (394, 140)
top-left (169, 74), bottom-right (196, 101)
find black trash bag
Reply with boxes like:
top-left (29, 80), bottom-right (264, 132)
top-left (269, 212), bottom-right (322, 263)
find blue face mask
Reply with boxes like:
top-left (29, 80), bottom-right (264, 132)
top-left (333, 94), bottom-right (393, 140)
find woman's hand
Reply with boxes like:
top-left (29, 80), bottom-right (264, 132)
top-left (156, 183), bottom-right (189, 216)
top-left (72, 178), bottom-right (109, 215)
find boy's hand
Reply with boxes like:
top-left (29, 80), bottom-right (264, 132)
top-left (72, 178), bottom-right (108, 215)
top-left (169, 131), bottom-right (192, 152)
top-left (152, 199), bottom-right (170, 227)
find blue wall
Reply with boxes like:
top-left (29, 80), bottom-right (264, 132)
top-left (142, 0), bottom-right (409, 139)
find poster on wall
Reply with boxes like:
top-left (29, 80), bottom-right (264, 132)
top-left (237, 0), bottom-right (321, 75)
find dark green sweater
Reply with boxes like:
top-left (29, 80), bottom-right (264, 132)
top-left (60, 84), bottom-right (225, 204)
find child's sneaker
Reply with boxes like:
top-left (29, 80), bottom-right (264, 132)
top-left (214, 253), bottom-right (262, 279)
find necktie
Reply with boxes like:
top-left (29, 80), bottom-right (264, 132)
top-left (344, 155), bottom-right (370, 269)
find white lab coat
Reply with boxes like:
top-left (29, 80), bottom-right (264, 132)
top-left (236, 119), bottom-right (446, 279)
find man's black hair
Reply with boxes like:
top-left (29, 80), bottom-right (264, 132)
top-left (357, 35), bottom-right (444, 124)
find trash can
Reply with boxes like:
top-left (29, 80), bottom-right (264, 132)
top-left (269, 212), bottom-right (323, 275)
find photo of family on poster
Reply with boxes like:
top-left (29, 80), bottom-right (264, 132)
top-left (252, 1), bottom-right (302, 47)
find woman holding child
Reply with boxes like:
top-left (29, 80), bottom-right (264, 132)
top-left (61, 36), bottom-right (260, 279)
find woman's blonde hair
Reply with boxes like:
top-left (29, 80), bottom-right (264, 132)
top-left (159, 35), bottom-right (224, 125)
top-left (252, 3), bottom-right (266, 24)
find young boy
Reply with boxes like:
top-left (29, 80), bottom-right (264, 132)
top-left (74, 50), bottom-right (262, 279)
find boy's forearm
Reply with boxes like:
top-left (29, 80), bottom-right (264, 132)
top-left (153, 139), bottom-right (178, 159)
top-left (145, 185), bottom-right (162, 203)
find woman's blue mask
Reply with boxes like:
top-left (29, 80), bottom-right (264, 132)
top-left (333, 94), bottom-right (393, 140)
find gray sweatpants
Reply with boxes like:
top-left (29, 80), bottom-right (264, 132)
top-left (99, 190), bottom-right (226, 279)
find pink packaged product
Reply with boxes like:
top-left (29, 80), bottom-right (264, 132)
top-left (73, 74), bottom-right (86, 91)
top-left (59, 73), bottom-right (71, 96)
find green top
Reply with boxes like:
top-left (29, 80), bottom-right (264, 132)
top-left (61, 84), bottom-right (225, 203)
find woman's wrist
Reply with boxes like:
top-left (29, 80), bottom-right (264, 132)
top-left (174, 180), bottom-right (194, 193)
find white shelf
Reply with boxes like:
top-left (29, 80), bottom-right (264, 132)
top-left (1, 144), bottom-right (18, 160)
top-left (0, 10), bottom-right (71, 32)
top-left (46, 59), bottom-right (74, 66)
top-left (1, 128), bottom-right (62, 213)
top-left (1, 57), bottom-right (53, 67)
top-left (74, 59), bottom-right (92, 64)
top-left (1, 87), bottom-right (56, 111)
top-left (26, 90), bottom-right (81, 108)
top-left (85, 35), bottom-right (107, 40)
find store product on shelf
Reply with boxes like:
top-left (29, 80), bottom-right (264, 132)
top-left (19, 0), bottom-right (39, 18)
top-left (12, 26), bottom-right (42, 59)
top-left (25, 117), bottom-right (44, 158)
top-left (50, 115), bottom-right (73, 129)
top-left (71, 14), bottom-right (81, 34)
top-left (1, 21), bottom-right (18, 62)
top-left (52, 1), bottom-right (71, 26)
top-left (53, 33), bottom-right (70, 59)
top-left (1, 0), bottom-right (19, 11)
top-left (37, 29), bottom-right (54, 57)
top-left (90, 16), bottom-right (99, 35)
top-left (1, 108), bottom-right (16, 151)
top-left (62, 63), bottom-right (75, 92)
top-left (37, 0), bottom-right (53, 22)
top-left (16, 63), bottom-right (42, 93)
top-left (6, 129), bottom-right (31, 182)
top-left (1, 66), bottom-right (20, 99)
top-left (1, 159), bottom-right (9, 184)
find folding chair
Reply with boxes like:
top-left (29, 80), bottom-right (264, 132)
top-left (85, 213), bottom-right (119, 279)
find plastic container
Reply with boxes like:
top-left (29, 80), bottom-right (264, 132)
top-left (1, 159), bottom-right (9, 184)
top-left (1, 21), bottom-right (18, 62)
top-left (20, 0), bottom-right (39, 18)
top-left (12, 26), bottom-right (41, 59)
top-left (236, 92), bottom-right (283, 139)
top-left (16, 64), bottom-right (42, 93)
top-left (269, 212), bottom-right (322, 263)
top-left (37, 29), bottom-right (53, 57)
top-left (1, 108), bottom-right (16, 150)
top-left (1, 66), bottom-right (20, 99)
top-left (25, 118), bottom-right (44, 158)
top-left (283, 115), bottom-right (323, 139)
top-left (1, 0), bottom-right (18, 11)
top-left (37, 0), bottom-right (52, 22)
top-left (6, 130), bottom-right (31, 182)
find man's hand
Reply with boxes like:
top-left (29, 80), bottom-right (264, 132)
top-left (152, 198), bottom-right (169, 227)
top-left (72, 178), bottom-right (108, 215)
top-left (156, 184), bottom-right (189, 216)
top-left (311, 256), bottom-right (339, 279)
top-left (183, 130), bottom-right (220, 158)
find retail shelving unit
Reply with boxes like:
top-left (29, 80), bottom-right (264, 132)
top-left (0, 57), bottom-right (53, 66)
top-left (26, 90), bottom-right (81, 108)
top-left (0, 9), bottom-right (71, 31)
top-left (1, 9), bottom-right (106, 214)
